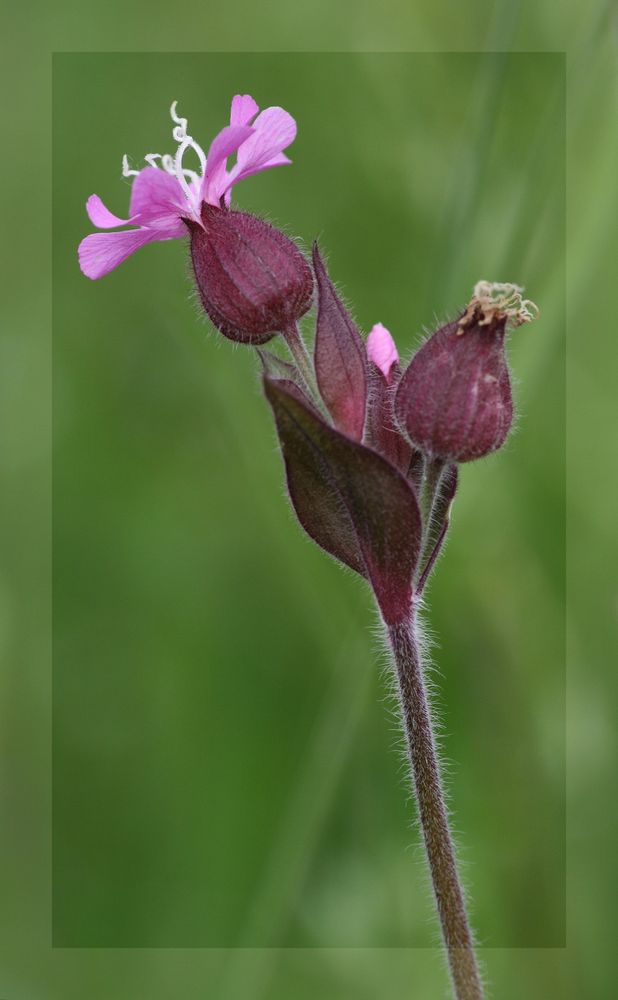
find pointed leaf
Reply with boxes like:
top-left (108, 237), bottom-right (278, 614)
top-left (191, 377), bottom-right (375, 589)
top-left (312, 245), bottom-right (367, 441)
top-left (264, 377), bottom-right (422, 624)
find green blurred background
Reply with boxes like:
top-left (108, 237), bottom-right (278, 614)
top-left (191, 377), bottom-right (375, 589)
top-left (1, 3), bottom-right (617, 999)
top-left (53, 50), bottom-right (564, 946)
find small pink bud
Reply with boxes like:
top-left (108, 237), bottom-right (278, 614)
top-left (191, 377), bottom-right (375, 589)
top-left (365, 322), bottom-right (413, 474)
top-left (188, 204), bottom-right (314, 345)
top-left (367, 323), bottom-right (399, 382)
top-left (395, 283), bottom-right (537, 463)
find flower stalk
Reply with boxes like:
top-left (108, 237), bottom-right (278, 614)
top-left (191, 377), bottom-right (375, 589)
top-left (282, 321), bottom-right (319, 399)
top-left (388, 612), bottom-right (484, 1000)
top-left (419, 456), bottom-right (447, 530)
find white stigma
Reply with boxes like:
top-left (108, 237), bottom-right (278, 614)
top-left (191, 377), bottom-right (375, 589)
top-left (122, 154), bottom-right (139, 179)
top-left (120, 101), bottom-right (208, 219)
top-left (170, 101), bottom-right (207, 207)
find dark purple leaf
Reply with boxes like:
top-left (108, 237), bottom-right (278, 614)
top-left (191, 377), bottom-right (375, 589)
top-left (264, 376), bottom-right (423, 625)
top-left (312, 244), bottom-right (367, 441)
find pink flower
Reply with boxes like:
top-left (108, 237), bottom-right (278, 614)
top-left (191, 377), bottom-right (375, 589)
top-left (78, 96), bottom-right (297, 280)
top-left (367, 323), bottom-right (399, 383)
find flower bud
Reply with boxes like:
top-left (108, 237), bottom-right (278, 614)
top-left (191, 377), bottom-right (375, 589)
top-left (395, 282), bottom-right (537, 463)
top-left (367, 322), bottom-right (399, 382)
top-left (188, 204), bottom-right (314, 345)
top-left (365, 323), bottom-right (415, 474)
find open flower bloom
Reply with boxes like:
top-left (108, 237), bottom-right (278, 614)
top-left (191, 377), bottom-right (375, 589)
top-left (78, 95), bottom-right (297, 280)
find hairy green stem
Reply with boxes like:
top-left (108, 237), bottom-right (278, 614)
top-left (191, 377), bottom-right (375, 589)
top-left (388, 613), bottom-right (484, 1000)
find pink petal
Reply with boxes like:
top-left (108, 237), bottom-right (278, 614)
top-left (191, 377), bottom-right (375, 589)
top-left (230, 94), bottom-right (259, 128)
top-left (128, 167), bottom-right (187, 234)
top-left (201, 124), bottom-right (255, 205)
top-left (367, 323), bottom-right (399, 382)
top-left (227, 107), bottom-right (296, 187)
top-left (86, 194), bottom-right (131, 229)
top-left (255, 152), bottom-right (292, 169)
top-left (78, 227), bottom-right (162, 280)
top-left (223, 154), bottom-right (292, 202)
